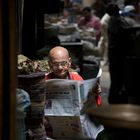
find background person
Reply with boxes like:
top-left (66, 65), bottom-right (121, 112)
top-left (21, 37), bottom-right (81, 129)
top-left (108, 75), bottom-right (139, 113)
top-left (120, 5), bottom-right (139, 26)
top-left (78, 6), bottom-right (102, 44)
top-left (97, 4), bottom-right (112, 66)
top-left (107, 3), bottom-right (133, 104)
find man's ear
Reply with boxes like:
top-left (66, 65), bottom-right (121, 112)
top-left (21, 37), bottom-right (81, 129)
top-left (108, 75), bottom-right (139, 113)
top-left (69, 57), bottom-right (71, 61)
top-left (68, 57), bottom-right (72, 65)
top-left (48, 60), bottom-right (52, 68)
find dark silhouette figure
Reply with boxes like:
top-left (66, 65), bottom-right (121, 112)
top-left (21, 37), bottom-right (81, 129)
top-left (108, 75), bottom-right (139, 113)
top-left (107, 3), bottom-right (133, 104)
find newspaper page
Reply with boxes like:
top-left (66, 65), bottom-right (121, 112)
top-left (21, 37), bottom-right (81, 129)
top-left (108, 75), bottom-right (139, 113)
top-left (79, 78), bottom-right (104, 140)
top-left (44, 78), bottom-right (103, 139)
top-left (45, 116), bottom-right (84, 139)
top-left (44, 79), bottom-right (84, 139)
top-left (79, 78), bottom-right (98, 105)
top-left (45, 79), bottom-right (81, 116)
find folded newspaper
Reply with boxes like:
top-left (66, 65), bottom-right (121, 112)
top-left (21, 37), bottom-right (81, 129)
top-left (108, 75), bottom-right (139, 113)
top-left (44, 78), bottom-right (104, 139)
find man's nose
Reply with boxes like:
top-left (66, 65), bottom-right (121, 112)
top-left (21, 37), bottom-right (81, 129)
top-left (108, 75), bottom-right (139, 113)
top-left (57, 64), bottom-right (63, 69)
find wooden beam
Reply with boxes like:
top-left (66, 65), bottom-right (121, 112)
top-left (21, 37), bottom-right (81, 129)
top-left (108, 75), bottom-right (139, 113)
top-left (0, 0), bottom-right (17, 139)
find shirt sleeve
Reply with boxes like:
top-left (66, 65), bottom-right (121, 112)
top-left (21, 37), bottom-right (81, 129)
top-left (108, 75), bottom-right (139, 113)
top-left (69, 72), bottom-right (84, 80)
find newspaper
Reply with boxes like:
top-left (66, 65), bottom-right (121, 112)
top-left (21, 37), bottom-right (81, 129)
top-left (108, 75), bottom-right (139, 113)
top-left (44, 78), bottom-right (103, 139)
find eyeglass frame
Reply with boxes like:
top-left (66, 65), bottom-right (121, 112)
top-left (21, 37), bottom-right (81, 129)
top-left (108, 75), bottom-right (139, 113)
top-left (49, 57), bottom-right (71, 69)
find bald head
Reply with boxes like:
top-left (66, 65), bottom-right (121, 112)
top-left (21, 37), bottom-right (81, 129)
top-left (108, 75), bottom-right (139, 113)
top-left (49, 46), bottom-right (70, 61)
top-left (48, 46), bottom-right (71, 78)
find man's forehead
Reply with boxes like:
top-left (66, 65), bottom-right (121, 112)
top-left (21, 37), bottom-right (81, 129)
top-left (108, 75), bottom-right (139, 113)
top-left (51, 57), bottom-right (70, 62)
top-left (50, 53), bottom-right (69, 59)
top-left (49, 47), bottom-right (69, 59)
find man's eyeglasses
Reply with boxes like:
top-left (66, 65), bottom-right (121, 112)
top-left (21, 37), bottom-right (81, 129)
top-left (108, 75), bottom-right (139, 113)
top-left (51, 61), bottom-right (69, 68)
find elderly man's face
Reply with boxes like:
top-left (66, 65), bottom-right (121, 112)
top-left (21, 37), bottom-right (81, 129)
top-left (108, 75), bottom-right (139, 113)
top-left (49, 57), bottom-right (71, 79)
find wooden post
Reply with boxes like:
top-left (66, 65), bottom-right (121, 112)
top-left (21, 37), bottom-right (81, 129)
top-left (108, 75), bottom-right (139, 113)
top-left (0, 0), bottom-right (17, 139)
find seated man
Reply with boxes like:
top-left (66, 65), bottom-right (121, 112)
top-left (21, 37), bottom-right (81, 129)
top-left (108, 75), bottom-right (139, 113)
top-left (45, 46), bottom-right (83, 80)
top-left (45, 46), bottom-right (103, 139)
top-left (45, 45), bottom-right (101, 99)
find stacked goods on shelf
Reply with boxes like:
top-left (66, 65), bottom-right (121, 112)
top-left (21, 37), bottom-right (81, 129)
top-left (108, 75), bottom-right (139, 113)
top-left (18, 72), bottom-right (47, 139)
top-left (17, 54), bottom-right (50, 139)
top-left (18, 54), bottom-right (50, 75)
